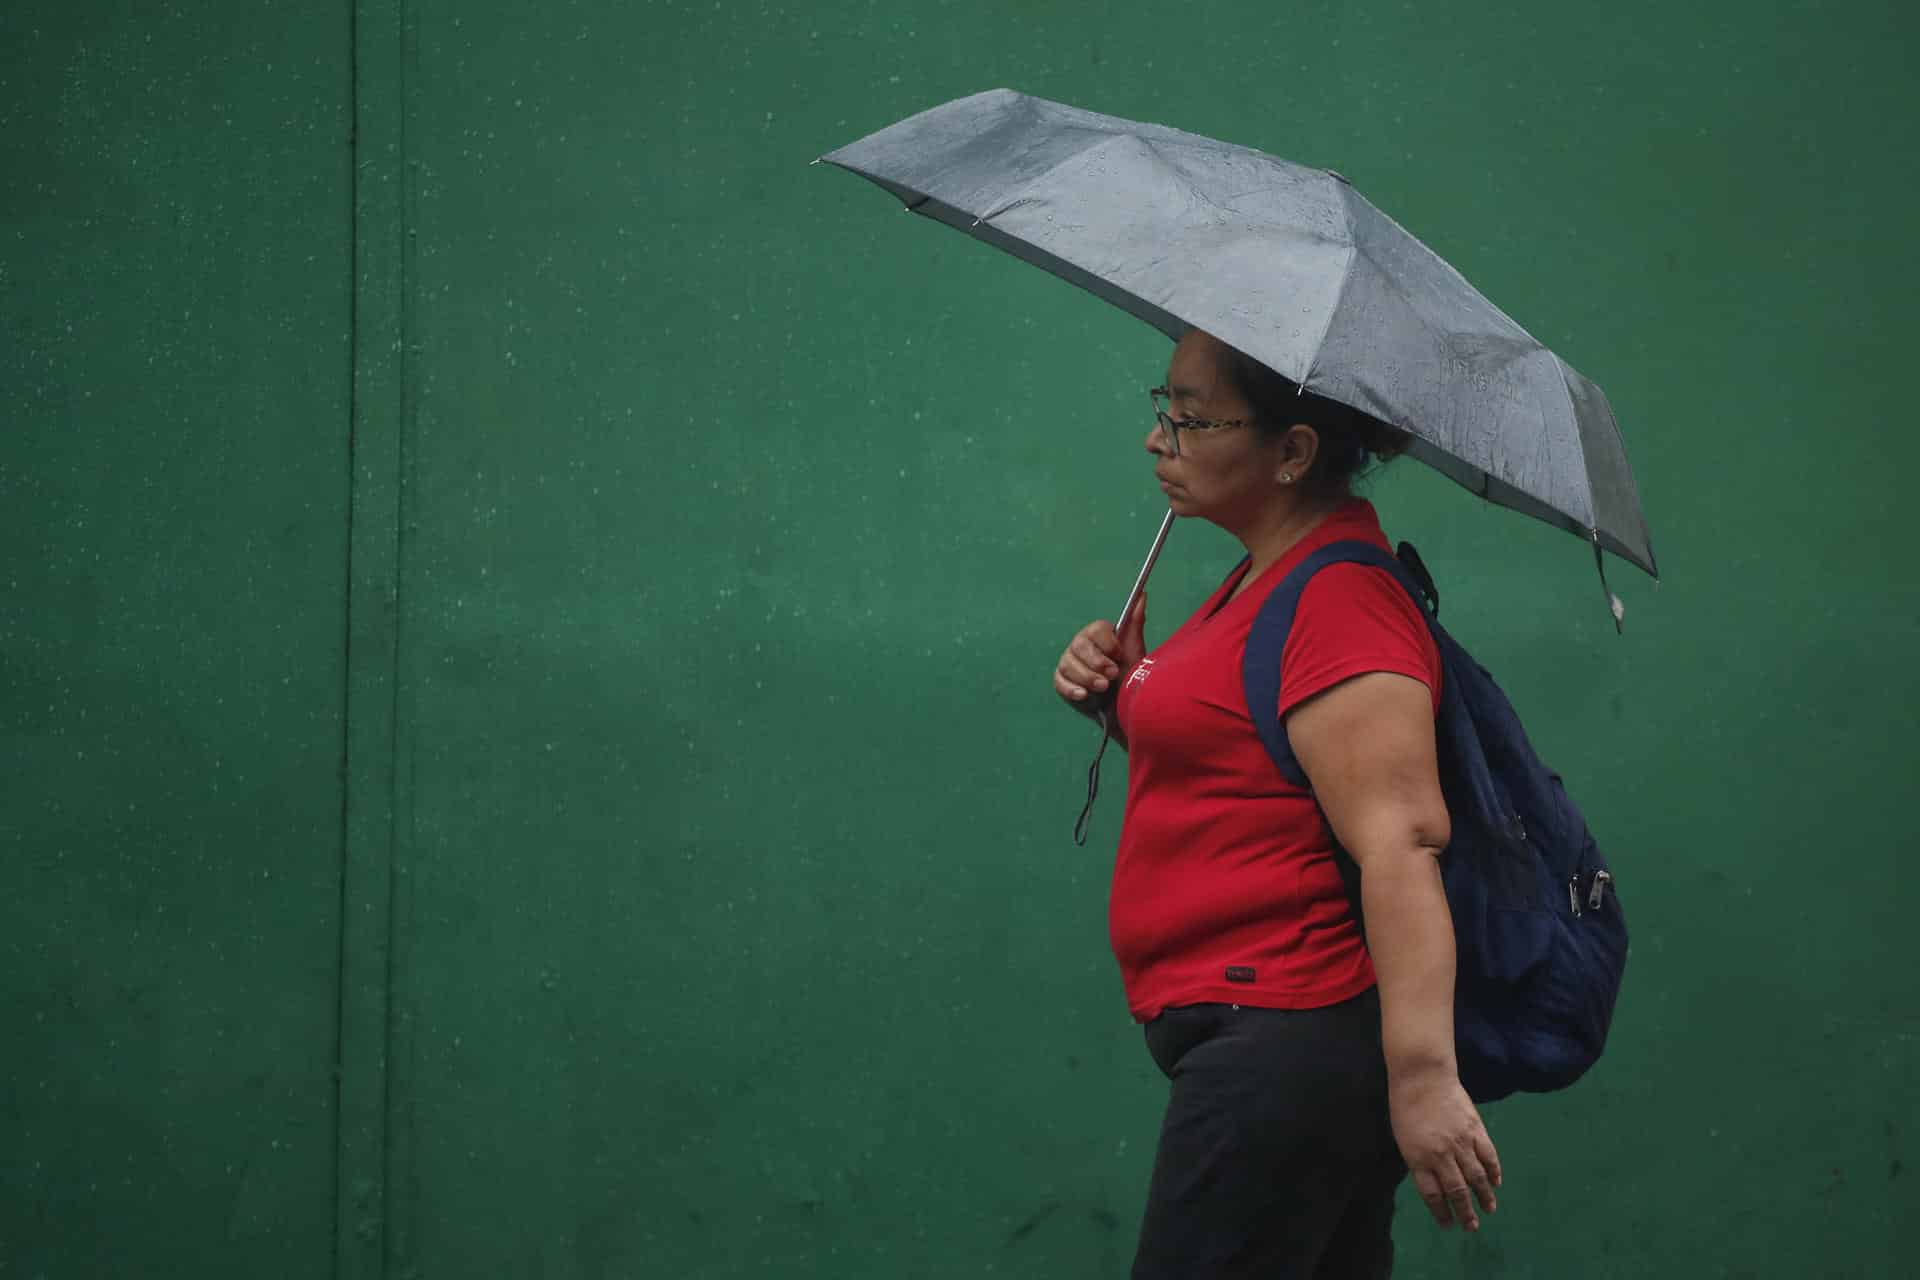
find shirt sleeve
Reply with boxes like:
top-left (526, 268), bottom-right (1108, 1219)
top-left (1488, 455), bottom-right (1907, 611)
top-left (1277, 562), bottom-right (1443, 720)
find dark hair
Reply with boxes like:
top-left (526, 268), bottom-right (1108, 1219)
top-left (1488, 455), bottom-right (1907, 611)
top-left (1215, 343), bottom-right (1411, 500)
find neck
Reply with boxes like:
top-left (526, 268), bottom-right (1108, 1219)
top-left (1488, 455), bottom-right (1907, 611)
top-left (1235, 493), bottom-right (1345, 583)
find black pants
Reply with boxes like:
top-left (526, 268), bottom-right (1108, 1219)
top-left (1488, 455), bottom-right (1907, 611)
top-left (1131, 990), bottom-right (1407, 1279)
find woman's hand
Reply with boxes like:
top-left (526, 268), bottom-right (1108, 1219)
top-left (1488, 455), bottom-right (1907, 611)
top-left (1051, 594), bottom-right (1147, 720)
top-left (1388, 1065), bottom-right (1502, 1231)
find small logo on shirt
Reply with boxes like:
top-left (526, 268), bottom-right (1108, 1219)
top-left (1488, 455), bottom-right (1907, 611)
top-left (1225, 966), bottom-right (1256, 984)
top-left (1125, 658), bottom-right (1157, 689)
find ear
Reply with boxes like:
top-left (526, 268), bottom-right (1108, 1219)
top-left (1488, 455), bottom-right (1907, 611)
top-left (1272, 423), bottom-right (1320, 484)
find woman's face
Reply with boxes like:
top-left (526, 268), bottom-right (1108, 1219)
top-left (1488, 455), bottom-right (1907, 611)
top-left (1146, 330), bottom-right (1293, 528)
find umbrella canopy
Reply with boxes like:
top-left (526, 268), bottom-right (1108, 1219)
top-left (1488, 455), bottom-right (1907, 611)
top-left (817, 88), bottom-right (1657, 581)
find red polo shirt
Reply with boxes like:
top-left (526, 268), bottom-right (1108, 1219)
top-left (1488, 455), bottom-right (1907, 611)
top-left (1109, 499), bottom-right (1442, 1022)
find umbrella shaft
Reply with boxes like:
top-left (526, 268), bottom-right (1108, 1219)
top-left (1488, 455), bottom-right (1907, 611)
top-left (1116, 508), bottom-right (1176, 635)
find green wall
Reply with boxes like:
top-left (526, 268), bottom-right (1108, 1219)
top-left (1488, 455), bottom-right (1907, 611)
top-left (4, 0), bottom-right (1915, 1276)
top-left (2, 2), bottom-right (353, 1276)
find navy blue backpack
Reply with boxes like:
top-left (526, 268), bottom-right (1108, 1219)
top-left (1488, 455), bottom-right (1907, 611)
top-left (1242, 540), bottom-right (1627, 1104)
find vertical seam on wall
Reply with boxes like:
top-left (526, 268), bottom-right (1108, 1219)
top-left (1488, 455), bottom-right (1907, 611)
top-left (335, 0), bottom-right (363, 1264)
top-left (332, 0), bottom-right (353, 1262)
top-left (385, 3), bottom-right (419, 1270)
top-left (337, 0), bottom-right (408, 1274)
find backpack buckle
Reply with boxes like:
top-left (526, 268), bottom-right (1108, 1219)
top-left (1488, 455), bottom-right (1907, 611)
top-left (1394, 541), bottom-right (1441, 618)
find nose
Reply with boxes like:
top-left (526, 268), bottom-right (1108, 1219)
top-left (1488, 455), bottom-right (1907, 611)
top-left (1145, 417), bottom-right (1172, 457)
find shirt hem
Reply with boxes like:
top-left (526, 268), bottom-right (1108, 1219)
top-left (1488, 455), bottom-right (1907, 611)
top-left (1128, 971), bottom-right (1378, 1023)
top-left (1279, 653), bottom-right (1440, 720)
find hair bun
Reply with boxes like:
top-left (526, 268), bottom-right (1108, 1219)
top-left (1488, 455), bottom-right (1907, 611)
top-left (1359, 420), bottom-right (1412, 462)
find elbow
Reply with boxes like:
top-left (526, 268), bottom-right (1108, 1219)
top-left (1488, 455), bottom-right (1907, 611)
top-left (1411, 810), bottom-right (1450, 859)
top-left (1383, 799), bottom-right (1450, 861)
top-left (1341, 807), bottom-right (1449, 872)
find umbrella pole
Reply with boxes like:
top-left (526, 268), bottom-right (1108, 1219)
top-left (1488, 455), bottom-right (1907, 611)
top-left (1115, 507), bottom-right (1176, 637)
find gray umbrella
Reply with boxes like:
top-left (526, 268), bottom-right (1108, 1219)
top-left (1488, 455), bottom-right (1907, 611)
top-left (817, 88), bottom-right (1658, 606)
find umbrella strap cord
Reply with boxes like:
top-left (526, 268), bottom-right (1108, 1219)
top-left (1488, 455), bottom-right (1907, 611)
top-left (1591, 533), bottom-right (1625, 635)
top-left (1073, 706), bottom-right (1116, 846)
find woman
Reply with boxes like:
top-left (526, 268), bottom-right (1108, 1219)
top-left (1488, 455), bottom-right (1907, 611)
top-left (1052, 329), bottom-right (1502, 1278)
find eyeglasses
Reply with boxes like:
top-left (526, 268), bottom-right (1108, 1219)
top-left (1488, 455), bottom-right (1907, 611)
top-left (1149, 385), bottom-right (1252, 456)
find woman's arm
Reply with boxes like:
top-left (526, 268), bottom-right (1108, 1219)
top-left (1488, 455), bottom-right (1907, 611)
top-left (1286, 670), bottom-right (1502, 1232)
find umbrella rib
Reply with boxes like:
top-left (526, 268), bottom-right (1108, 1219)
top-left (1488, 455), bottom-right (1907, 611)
top-left (973, 130), bottom-right (1144, 226)
top-left (1546, 354), bottom-right (1600, 543)
top-left (1553, 356), bottom-right (1658, 580)
top-left (1298, 176), bottom-right (1359, 394)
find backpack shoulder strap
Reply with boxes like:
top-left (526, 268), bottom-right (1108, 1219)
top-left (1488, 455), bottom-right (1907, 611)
top-left (1241, 540), bottom-right (1436, 790)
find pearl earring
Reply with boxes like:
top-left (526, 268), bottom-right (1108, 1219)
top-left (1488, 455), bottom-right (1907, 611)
top-left (1280, 472), bottom-right (1294, 483)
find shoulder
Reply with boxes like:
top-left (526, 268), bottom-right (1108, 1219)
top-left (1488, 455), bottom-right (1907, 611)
top-left (1279, 561), bottom-right (1442, 714)
top-left (1297, 561), bottom-right (1424, 627)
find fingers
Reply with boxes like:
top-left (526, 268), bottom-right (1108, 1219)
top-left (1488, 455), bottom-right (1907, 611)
top-left (1472, 1131), bottom-right (1502, 1212)
top-left (1059, 649), bottom-right (1116, 697)
top-left (1447, 1181), bottom-right (1477, 1232)
top-left (1414, 1149), bottom-right (1498, 1232)
top-left (1476, 1130), bottom-right (1503, 1191)
top-left (1073, 632), bottom-right (1122, 681)
top-left (1080, 619), bottom-right (1121, 656)
top-left (1415, 1165), bottom-right (1478, 1231)
top-left (1411, 1167), bottom-right (1453, 1229)
top-left (1466, 1166), bottom-right (1497, 1221)
top-left (1452, 1118), bottom-right (1500, 1222)
top-left (1054, 622), bottom-right (1124, 704)
top-left (1053, 667), bottom-right (1104, 707)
